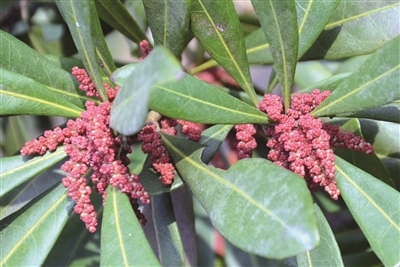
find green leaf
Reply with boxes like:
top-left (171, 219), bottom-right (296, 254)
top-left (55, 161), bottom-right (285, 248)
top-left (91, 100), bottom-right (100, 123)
top-left (151, 193), bottom-right (185, 266)
top-left (335, 156), bottom-right (400, 266)
top-left (335, 119), bottom-right (396, 189)
top-left (162, 134), bottom-right (319, 259)
top-left (296, 204), bottom-right (344, 267)
top-left (294, 61), bottom-right (333, 89)
top-left (300, 73), bottom-right (350, 93)
top-left (0, 183), bottom-right (71, 266)
top-left (349, 102), bottom-right (400, 123)
top-left (55, 0), bottom-right (108, 101)
top-left (190, 0), bottom-right (258, 106)
top-left (199, 124), bottom-right (233, 163)
top-left (95, 0), bottom-right (148, 44)
top-left (100, 186), bottom-right (160, 266)
top-left (143, 0), bottom-right (191, 57)
top-left (0, 31), bottom-right (88, 108)
top-left (110, 46), bottom-right (183, 136)
top-left (0, 68), bottom-right (83, 117)
top-left (149, 74), bottom-right (269, 125)
top-left (0, 147), bottom-right (67, 197)
top-left (44, 55), bottom-right (84, 72)
top-left (110, 63), bottom-right (139, 86)
top-left (312, 35), bottom-right (400, 117)
top-left (251, 0), bottom-right (298, 109)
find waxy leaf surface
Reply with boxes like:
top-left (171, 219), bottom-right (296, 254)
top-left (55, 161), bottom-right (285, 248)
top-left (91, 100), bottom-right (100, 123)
top-left (0, 31), bottom-right (88, 108)
top-left (251, 0), bottom-right (298, 109)
top-left (56, 0), bottom-right (107, 101)
top-left (162, 134), bottom-right (319, 259)
top-left (335, 156), bottom-right (400, 266)
top-left (0, 147), bottom-right (67, 197)
top-left (149, 74), bottom-right (269, 125)
top-left (110, 46), bottom-right (183, 136)
top-left (296, 204), bottom-right (344, 267)
top-left (144, 0), bottom-right (191, 57)
top-left (95, 0), bottom-right (148, 44)
top-left (151, 194), bottom-right (185, 266)
top-left (0, 69), bottom-right (83, 117)
top-left (101, 187), bottom-right (160, 266)
top-left (312, 35), bottom-right (400, 117)
top-left (0, 184), bottom-right (71, 266)
top-left (190, 0), bottom-right (258, 105)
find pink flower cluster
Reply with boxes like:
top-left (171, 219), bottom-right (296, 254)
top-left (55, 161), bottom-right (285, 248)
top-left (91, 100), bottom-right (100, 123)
top-left (258, 90), bottom-right (373, 200)
top-left (21, 67), bottom-right (149, 232)
top-left (235, 124), bottom-right (257, 159)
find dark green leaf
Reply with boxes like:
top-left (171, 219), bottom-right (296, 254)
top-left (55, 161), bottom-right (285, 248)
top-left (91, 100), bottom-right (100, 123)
top-left (100, 186), bottom-right (160, 266)
top-left (110, 46), bottom-right (183, 135)
top-left (149, 74), bottom-right (269, 125)
top-left (0, 31), bottom-right (88, 108)
top-left (95, 0), bottom-right (148, 45)
top-left (55, 0), bottom-right (108, 101)
top-left (342, 251), bottom-right (383, 267)
top-left (335, 156), bottom-right (400, 266)
top-left (312, 35), bottom-right (400, 117)
top-left (199, 124), bottom-right (233, 163)
top-left (335, 119), bottom-right (396, 189)
top-left (0, 68), bottom-right (83, 117)
top-left (190, 0), bottom-right (258, 106)
top-left (44, 55), bottom-right (84, 71)
top-left (251, 0), bottom-right (298, 109)
top-left (0, 147), bottom-right (67, 197)
top-left (162, 134), bottom-right (319, 259)
top-left (349, 102), bottom-right (400, 123)
top-left (296, 204), bottom-right (344, 267)
top-left (151, 193), bottom-right (185, 266)
top-left (143, 0), bottom-right (191, 57)
top-left (0, 184), bottom-right (71, 266)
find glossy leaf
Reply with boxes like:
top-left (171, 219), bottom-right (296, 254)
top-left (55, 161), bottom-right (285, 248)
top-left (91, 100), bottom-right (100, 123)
top-left (0, 31), bottom-right (87, 108)
top-left (110, 46), bottom-right (183, 136)
top-left (0, 184), bottom-right (71, 266)
top-left (336, 119), bottom-right (396, 189)
top-left (349, 102), bottom-right (400, 123)
top-left (190, 0), bottom-right (258, 106)
top-left (100, 186), bottom-right (160, 266)
top-left (245, 1), bottom-right (400, 64)
top-left (251, 0), bottom-right (298, 109)
top-left (149, 74), bottom-right (269, 125)
top-left (143, 0), bottom-right (191, 57)
top-left (55, 0), bottom-right (107, 101)
top-left (0, 68), bottom-right (83, 117)
top-left (312, 35), bottom-right (400, 117)
top-left (0, 147), bottom-right (67, 197)
top-left (335, 156), bottom-right (400, 266)
top-left (151, 193), bottom-right (185, 266)
top-left (110, 63), bottom-right (139, 86)
top-left (199, 124), bottom-right (233, 163)
top-left (162, 134), bottom-right (319, 259)
top-left (296, 204), bottom-right (344, 267)
top-left (95, 0), bottom-right (148, 44)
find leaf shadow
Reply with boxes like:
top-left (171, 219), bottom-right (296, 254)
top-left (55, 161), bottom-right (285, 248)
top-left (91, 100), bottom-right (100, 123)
top-left (301, 26), bottom-right (342, 61)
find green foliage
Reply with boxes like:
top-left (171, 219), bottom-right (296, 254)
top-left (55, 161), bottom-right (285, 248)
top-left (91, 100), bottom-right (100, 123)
top-left (1, 0), bottom-right (399, 266)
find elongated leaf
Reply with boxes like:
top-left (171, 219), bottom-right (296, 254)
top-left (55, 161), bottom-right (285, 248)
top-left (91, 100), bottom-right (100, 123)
top-left (0, 68), bottom-right (83, 117)
top-left (110, 63), bottom-right (139, 86)
top-left (110, 46), bottom-right (183, 135)
top-left (0, 147), bottom-right (67, 197)
top-left (251, 0), bottom-right (298, 109)
top-left (162, 134), bottom-right (319, 259)
top-left (313, 35), bottom-right (400, 117)
top-left (149, 74), bottom-right (269, 125)
top-left (143, 0), bottom-right (191, 57)
top-left (100, 186), bottom-right (160, 266)
top-left (0, 162), bottom-right (65, 220)
top-left (190, 0), bottom-right (258, 106)
top-left (245, 1), bottom-right (400, 64)
top-left (300, 73), bottom-right (350, 93)
top-left (44, 55), bottom-right (84, 71)
top-left (152, 193), bottom-right (185, 266)
top-left (335, 156), bottom-right (400, 266)
top-left (55, 0), bottom-right (107, 101)
top-left (95, 0), bottom-right (148, 44)
top-left (349, 102), bottom-right (400, 123)
top-left (0, 184), bottom-right (71, 266)
top-left (296, 204), bottom-right (344, 267)
top-left (199, 124), bottom-right (233, 163)
top-left (0, 31), bottom-right (87, 108)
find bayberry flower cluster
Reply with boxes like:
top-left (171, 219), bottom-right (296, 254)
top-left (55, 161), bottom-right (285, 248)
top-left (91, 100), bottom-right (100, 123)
top-left (21, 67), bottom-right (149, 232)
top-left (257, 90), bottom-right (374, 200)
top-left (234, 124), bottom-right (257, 159)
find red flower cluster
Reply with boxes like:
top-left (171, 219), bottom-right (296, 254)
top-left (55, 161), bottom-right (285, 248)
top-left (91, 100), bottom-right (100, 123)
top-left (258, 90), bottom-right (373, 200)
top-left (235, 124), bottom-right (257, 159)
top-left (21, 67), bottom-right (149, 232)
